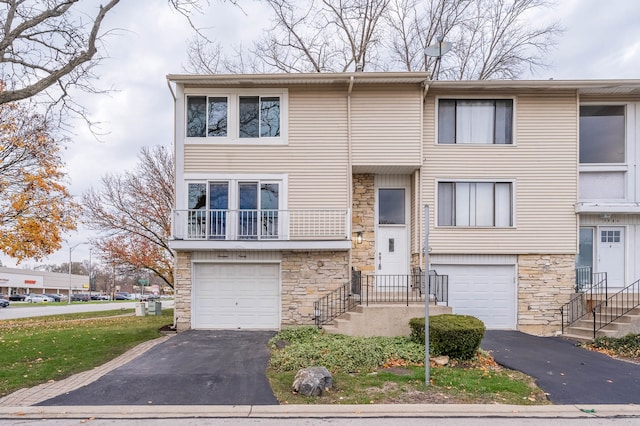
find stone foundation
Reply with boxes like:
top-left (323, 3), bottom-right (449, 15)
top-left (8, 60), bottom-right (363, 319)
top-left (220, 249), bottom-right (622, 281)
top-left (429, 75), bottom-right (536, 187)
top-left (281, 251), bottom-right (349, 325)
top-left (174, 251), bottom-right (192, 332)
top-left (518, 254), bottom-right (575, 335)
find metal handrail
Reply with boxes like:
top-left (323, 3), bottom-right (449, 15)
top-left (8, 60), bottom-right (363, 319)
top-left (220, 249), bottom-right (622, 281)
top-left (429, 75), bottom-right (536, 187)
top-left (561, 271), bottom-right (607, 333)
top-left (591, 278), bottom-right (640, 338)
top-left (313, 270), bottom-right (449, 328)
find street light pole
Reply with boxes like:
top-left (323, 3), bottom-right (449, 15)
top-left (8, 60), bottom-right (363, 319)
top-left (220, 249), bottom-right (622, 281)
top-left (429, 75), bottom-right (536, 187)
top-left (68, 242), bottom-right (87, 304)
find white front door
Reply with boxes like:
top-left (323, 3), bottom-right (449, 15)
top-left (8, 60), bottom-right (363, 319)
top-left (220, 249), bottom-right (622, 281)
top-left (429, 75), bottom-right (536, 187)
top-left (377, 226), bottom-right (408, 276)
top-left (597, 226), bottom-right (625, 287)
top-left (376, 187), bottom-right (408, 288)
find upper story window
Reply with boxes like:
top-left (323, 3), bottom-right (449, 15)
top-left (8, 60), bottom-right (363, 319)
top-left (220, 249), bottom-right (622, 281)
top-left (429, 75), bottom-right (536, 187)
top-left (437, 181), bottom-right (513, 227)
top-left (438, 99), bottom-right (513, 145)
top-left (580, 105), bottom-right (625, 164)
top-left (185, 89), bottom-right (287, 143)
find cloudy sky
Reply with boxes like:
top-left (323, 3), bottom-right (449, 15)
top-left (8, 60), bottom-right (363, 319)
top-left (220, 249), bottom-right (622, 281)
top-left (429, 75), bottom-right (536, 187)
top-left (3, 0), bottom-right (640, 269)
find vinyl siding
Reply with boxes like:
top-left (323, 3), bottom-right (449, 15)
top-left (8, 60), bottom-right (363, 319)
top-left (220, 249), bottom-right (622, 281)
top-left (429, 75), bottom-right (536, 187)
top-left (423, 90), bottom-right (579, 254)
top-left (350, 85), bottom-right (422, 168)
top-left (183, 87), bottom-right (349, 209)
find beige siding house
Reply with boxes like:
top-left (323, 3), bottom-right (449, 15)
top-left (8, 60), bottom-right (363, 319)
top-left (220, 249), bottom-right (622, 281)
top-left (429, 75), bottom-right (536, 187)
top-left (167, 72), bottom-right (640, 335)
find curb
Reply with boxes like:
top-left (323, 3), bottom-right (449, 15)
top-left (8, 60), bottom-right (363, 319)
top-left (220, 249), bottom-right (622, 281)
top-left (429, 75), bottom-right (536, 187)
top-left (0, 404), bottom-right (639, 420)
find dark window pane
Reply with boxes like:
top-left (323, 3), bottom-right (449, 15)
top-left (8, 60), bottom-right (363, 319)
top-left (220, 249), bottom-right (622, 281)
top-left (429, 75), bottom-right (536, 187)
top-left (239, 96), bottom-right (259, 138)
top-left (378, 189), bottom-right (405, 224)
top-left (438, 99), bottom-right (455, 144)
top-left (261, 183), bottom-right (279, 238)
top-left (188, 183), bottom-right (206, 209)
top-left (495, 100), bottom-right (513, 144)
top-left (239, 182), bottom-right (258, 238)
top-left (260, 97), bottom-right (280, 137)
top-left (580, 105), bottom-right (625, 163)
top-left (437, 182), bottom-right (454, 226)
top-left (186, 96), bottom-right (206, 137)
top-left (208, 182), bottom-right (228, 239)
top-left (207, 97), bottom-right (227, 136)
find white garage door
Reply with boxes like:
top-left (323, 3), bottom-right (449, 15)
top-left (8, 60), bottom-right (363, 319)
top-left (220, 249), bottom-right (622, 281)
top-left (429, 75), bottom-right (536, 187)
top-left (431, 264), bottom-right (516, 329)
top-left (193, 263), bottom-right (280, 329)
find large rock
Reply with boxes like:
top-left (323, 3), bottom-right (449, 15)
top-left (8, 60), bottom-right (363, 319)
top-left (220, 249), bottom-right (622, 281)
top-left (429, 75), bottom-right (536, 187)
top-left (292, 367), bottom-right (333, 396)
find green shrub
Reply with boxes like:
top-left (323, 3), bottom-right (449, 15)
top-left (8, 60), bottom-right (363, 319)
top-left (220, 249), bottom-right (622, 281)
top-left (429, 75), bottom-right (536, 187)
top-left (268, 328), bottom-right (424, 373)
top-left (409, 317), bottom-right (426, 345)
top-left (409, 314), bottom-right (485, 360)
top-left (430, 314), bottom-right (485, 360)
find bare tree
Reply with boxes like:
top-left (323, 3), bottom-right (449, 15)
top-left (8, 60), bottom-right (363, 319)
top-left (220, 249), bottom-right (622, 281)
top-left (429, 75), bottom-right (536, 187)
top-left (187, 0), bottom-right (561, 79)
top-left (82, 146), bottom-right (175, 288)
top-left (0, 0), bottom-right (121, 114)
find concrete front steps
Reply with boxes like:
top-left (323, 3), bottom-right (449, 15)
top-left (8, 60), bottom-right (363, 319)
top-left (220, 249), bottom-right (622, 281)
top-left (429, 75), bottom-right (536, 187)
top-left (321, 303), bottom-right (452, 337)
top-left (563, 307), bottom-right (640, 341)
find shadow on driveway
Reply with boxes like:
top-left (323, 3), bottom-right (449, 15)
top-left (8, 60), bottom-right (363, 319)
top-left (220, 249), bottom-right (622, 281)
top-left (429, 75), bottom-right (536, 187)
top-left (38, 330), bottom-right (279, 406)
top-left (482, 330), bottom-right (640, 404)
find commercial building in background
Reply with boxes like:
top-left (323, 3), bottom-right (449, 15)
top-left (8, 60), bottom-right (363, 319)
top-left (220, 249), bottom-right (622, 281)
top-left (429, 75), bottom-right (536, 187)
top-left (0, 266), bottom-right (88, 298)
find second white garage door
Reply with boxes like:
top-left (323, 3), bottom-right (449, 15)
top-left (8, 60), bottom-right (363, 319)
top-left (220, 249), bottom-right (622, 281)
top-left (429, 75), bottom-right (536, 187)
top-left (431, 264), bottom-right (516, 330)
top-left (193, 263), bottom-right (280, 329)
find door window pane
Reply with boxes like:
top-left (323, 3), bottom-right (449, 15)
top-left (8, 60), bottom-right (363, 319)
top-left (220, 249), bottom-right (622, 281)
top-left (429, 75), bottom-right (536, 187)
top-left (378, 189), bottom-right (405, 225)
top-left (188, 183), bottom-right (206, 238)
top-left (209, 182), bottom-right (228, 239)
top-left (577, 228), bottom-right (594, 268)
top-left (207, 97), bottom-right (227, 136)
top-left (239, 96), bottom-right (259, 138)
top-left (186, 96), bottom-right (206, 137)
top-left (239, 182), bottom-right (258, 238)
top-left (580, 105), bottom-right (625, 163)
top-left (261, 183), bottom-right (279, 238)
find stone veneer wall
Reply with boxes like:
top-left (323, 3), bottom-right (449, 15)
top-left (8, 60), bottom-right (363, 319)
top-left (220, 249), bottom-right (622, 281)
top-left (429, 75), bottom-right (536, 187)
top-left (281, 250), bottom-right (349, 325)
top-left (351, 174), bottom-right (375, 274)
top-left (174, 251), bottom-right (193, 331)
top-left (518, 254), bottom-right (575, 335)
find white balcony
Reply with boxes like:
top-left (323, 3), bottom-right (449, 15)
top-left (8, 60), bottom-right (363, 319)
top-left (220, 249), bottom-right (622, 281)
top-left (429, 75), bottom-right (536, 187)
top-left (169, 209), bottom-right (352, 251)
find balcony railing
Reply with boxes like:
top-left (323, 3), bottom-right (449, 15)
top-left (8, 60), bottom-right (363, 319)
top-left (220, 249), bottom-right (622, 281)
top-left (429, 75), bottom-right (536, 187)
top-left (171, 209), bottom-right (350, 241)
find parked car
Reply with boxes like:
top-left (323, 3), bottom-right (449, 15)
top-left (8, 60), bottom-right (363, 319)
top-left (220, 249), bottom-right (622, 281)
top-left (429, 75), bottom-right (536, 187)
top-left (25, 293), bottom-right (54, 303)
top-left (8, 294), bottom-right (26, 301)
top-left (115, 292), bottom-right (134, 300)
top-left (44, 294), bottom-right (61, 302)
top-left (0, 299), bottom-right (9, 308)
top-left (140, 294), bottom-right (160, 301)
top-left (90, 294), bottom-right (110, 301)
top-left (70, 293), bottom-right (90, 302)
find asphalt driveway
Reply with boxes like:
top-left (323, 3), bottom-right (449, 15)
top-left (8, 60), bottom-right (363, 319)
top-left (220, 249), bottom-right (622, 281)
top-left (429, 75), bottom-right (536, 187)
top-left (38, 330), bottom-right (279, 406)
top-left (482, 330), bottom-right (640, 404)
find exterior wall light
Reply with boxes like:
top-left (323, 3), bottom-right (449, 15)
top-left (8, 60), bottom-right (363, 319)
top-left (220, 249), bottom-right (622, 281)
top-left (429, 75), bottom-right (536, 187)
top-left (356, 231), bottom-right (363, 245)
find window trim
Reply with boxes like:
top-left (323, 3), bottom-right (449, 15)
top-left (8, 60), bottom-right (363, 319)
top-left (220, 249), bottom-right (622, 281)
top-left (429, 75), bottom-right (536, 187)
top-left (435, 179), bottom-right (515, 228)
top-left (184, 88), bottom-right (288, 145)
top-left (435, 96), bottom-right (517, 146)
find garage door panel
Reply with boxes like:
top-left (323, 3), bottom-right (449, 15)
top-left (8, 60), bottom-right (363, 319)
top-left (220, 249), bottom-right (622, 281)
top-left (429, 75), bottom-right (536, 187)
top-left (193, 263), bottom-right (280, 330)
top-left (433, 264), bottom-right (516, 330)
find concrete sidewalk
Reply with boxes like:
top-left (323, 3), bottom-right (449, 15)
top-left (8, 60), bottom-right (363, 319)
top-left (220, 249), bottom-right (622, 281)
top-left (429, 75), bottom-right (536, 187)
top-left (0, 403), bottom-right (640, 420)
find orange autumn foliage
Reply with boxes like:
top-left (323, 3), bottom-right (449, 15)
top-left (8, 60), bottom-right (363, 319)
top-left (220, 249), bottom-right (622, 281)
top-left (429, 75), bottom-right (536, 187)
top-left (0, 99), bottom-right (79, 261)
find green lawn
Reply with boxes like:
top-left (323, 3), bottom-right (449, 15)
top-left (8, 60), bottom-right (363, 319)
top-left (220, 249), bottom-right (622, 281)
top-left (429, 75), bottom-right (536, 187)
top-left (0, 309), bottom-right (173, 397)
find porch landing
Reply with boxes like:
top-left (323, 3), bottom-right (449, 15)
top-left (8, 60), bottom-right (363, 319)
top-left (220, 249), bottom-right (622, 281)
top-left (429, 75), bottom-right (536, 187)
top-left (321, 303), bottom-right (452, 337)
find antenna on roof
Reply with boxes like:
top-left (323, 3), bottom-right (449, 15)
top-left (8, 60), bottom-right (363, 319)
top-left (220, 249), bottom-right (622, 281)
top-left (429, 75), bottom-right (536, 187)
top-left (424, 37), bottom-right (452, 80)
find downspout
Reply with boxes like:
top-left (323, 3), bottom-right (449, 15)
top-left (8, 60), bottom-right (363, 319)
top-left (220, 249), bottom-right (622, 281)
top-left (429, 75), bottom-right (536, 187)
top-left (166, 78), bottom-right (178, 329)
top-left (347, 75), bottom-right (355, 280)
top-left (420, 81), bottom-right (430, 270)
